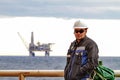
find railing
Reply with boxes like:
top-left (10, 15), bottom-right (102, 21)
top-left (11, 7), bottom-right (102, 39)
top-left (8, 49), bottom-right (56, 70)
top-left (0, 70), bottom-right (120, 80)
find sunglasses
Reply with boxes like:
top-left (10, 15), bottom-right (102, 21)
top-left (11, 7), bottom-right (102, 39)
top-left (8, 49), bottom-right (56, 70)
top-left (74, 29), bottom-right (85, 33)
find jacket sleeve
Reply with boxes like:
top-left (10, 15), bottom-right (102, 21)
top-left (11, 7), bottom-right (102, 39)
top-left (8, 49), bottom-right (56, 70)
top-left (79, 42), bottom-right (99, 75)
top-left (64, 43), bottom-right (73, 80)
top-left (64, 43), bottom-right (73, 70)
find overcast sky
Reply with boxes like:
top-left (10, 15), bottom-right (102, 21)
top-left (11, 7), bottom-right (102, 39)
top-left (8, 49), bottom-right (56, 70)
top-left (0, 0), bottom-right (120, 56)
top-left (0, 0), bottom-right (120, 19)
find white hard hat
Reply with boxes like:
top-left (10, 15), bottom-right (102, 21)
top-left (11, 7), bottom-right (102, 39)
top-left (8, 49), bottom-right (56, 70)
top-left (73, 20), bottom-right (88, 29)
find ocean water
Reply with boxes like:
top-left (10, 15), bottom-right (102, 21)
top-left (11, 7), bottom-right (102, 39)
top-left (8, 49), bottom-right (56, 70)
top-left (0, 56), bottom-right (120, 80)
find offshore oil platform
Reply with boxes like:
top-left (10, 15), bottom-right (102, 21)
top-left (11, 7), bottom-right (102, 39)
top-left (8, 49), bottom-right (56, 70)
top-left (18, 32), bottom-right (54, 56)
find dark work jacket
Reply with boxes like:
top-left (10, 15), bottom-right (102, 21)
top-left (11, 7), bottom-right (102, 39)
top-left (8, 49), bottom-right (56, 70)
top-left (64, 36), bottom-right (99, 80)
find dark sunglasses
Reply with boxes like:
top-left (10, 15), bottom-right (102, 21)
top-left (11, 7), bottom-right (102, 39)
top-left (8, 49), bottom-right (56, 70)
top-left (74, 29), bottom-right (85, 33)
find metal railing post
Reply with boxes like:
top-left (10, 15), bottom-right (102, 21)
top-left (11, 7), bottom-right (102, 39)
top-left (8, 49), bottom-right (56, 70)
top-left (19, 73), bottom-right (25, 80)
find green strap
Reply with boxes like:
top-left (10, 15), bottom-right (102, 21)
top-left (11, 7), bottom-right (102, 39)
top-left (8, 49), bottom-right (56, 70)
top-left (93, 70), bottom-right (107, 80)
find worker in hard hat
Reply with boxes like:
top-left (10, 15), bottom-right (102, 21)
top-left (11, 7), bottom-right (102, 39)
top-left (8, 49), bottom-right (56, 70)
top-left (64, 20), bottom-right (99, 80)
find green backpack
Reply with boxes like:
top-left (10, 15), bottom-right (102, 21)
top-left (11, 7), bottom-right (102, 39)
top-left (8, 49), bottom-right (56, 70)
top-left (92, 61), bottom-right (115, 80)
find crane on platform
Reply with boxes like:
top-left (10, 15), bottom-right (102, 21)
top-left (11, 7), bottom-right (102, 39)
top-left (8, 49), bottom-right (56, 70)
top-left (17, 32), bottom-right (54, 56)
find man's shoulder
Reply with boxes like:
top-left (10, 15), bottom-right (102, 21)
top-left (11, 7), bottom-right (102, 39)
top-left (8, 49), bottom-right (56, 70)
top-left (86, 36), bottom-right (97, 45)
top-left (70, 40), bottom-right (76, 44)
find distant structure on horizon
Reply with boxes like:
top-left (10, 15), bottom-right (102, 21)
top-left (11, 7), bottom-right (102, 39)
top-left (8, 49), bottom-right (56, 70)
top-left (18, 32), bottom-right (54, 56)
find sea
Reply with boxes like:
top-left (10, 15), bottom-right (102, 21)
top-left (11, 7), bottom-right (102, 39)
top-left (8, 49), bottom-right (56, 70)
top-left (0, 56), bottom-right (120, 80)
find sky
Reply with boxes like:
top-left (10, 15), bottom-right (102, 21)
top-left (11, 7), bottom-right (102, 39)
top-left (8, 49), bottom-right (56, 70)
top-left (0, 0), bottom-right (120, 19)
top-left (0, 0), bottom-right (120, 56)
top-left (0, 17), bottom-right (75, 56)
top-left (0, 17), bottom-right (120, 57)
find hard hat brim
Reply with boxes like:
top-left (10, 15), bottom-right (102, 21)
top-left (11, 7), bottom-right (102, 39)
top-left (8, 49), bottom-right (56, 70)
top-left (74, 26), bottom-right (88, 29)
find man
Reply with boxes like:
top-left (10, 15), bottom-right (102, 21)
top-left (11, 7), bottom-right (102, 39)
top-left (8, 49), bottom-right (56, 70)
top-left (64, 20), bottom-right (99, 80)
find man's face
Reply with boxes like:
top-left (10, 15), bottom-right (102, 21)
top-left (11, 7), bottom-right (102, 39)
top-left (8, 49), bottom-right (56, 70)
top-left (74, 28), bottom-right (87, 40)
